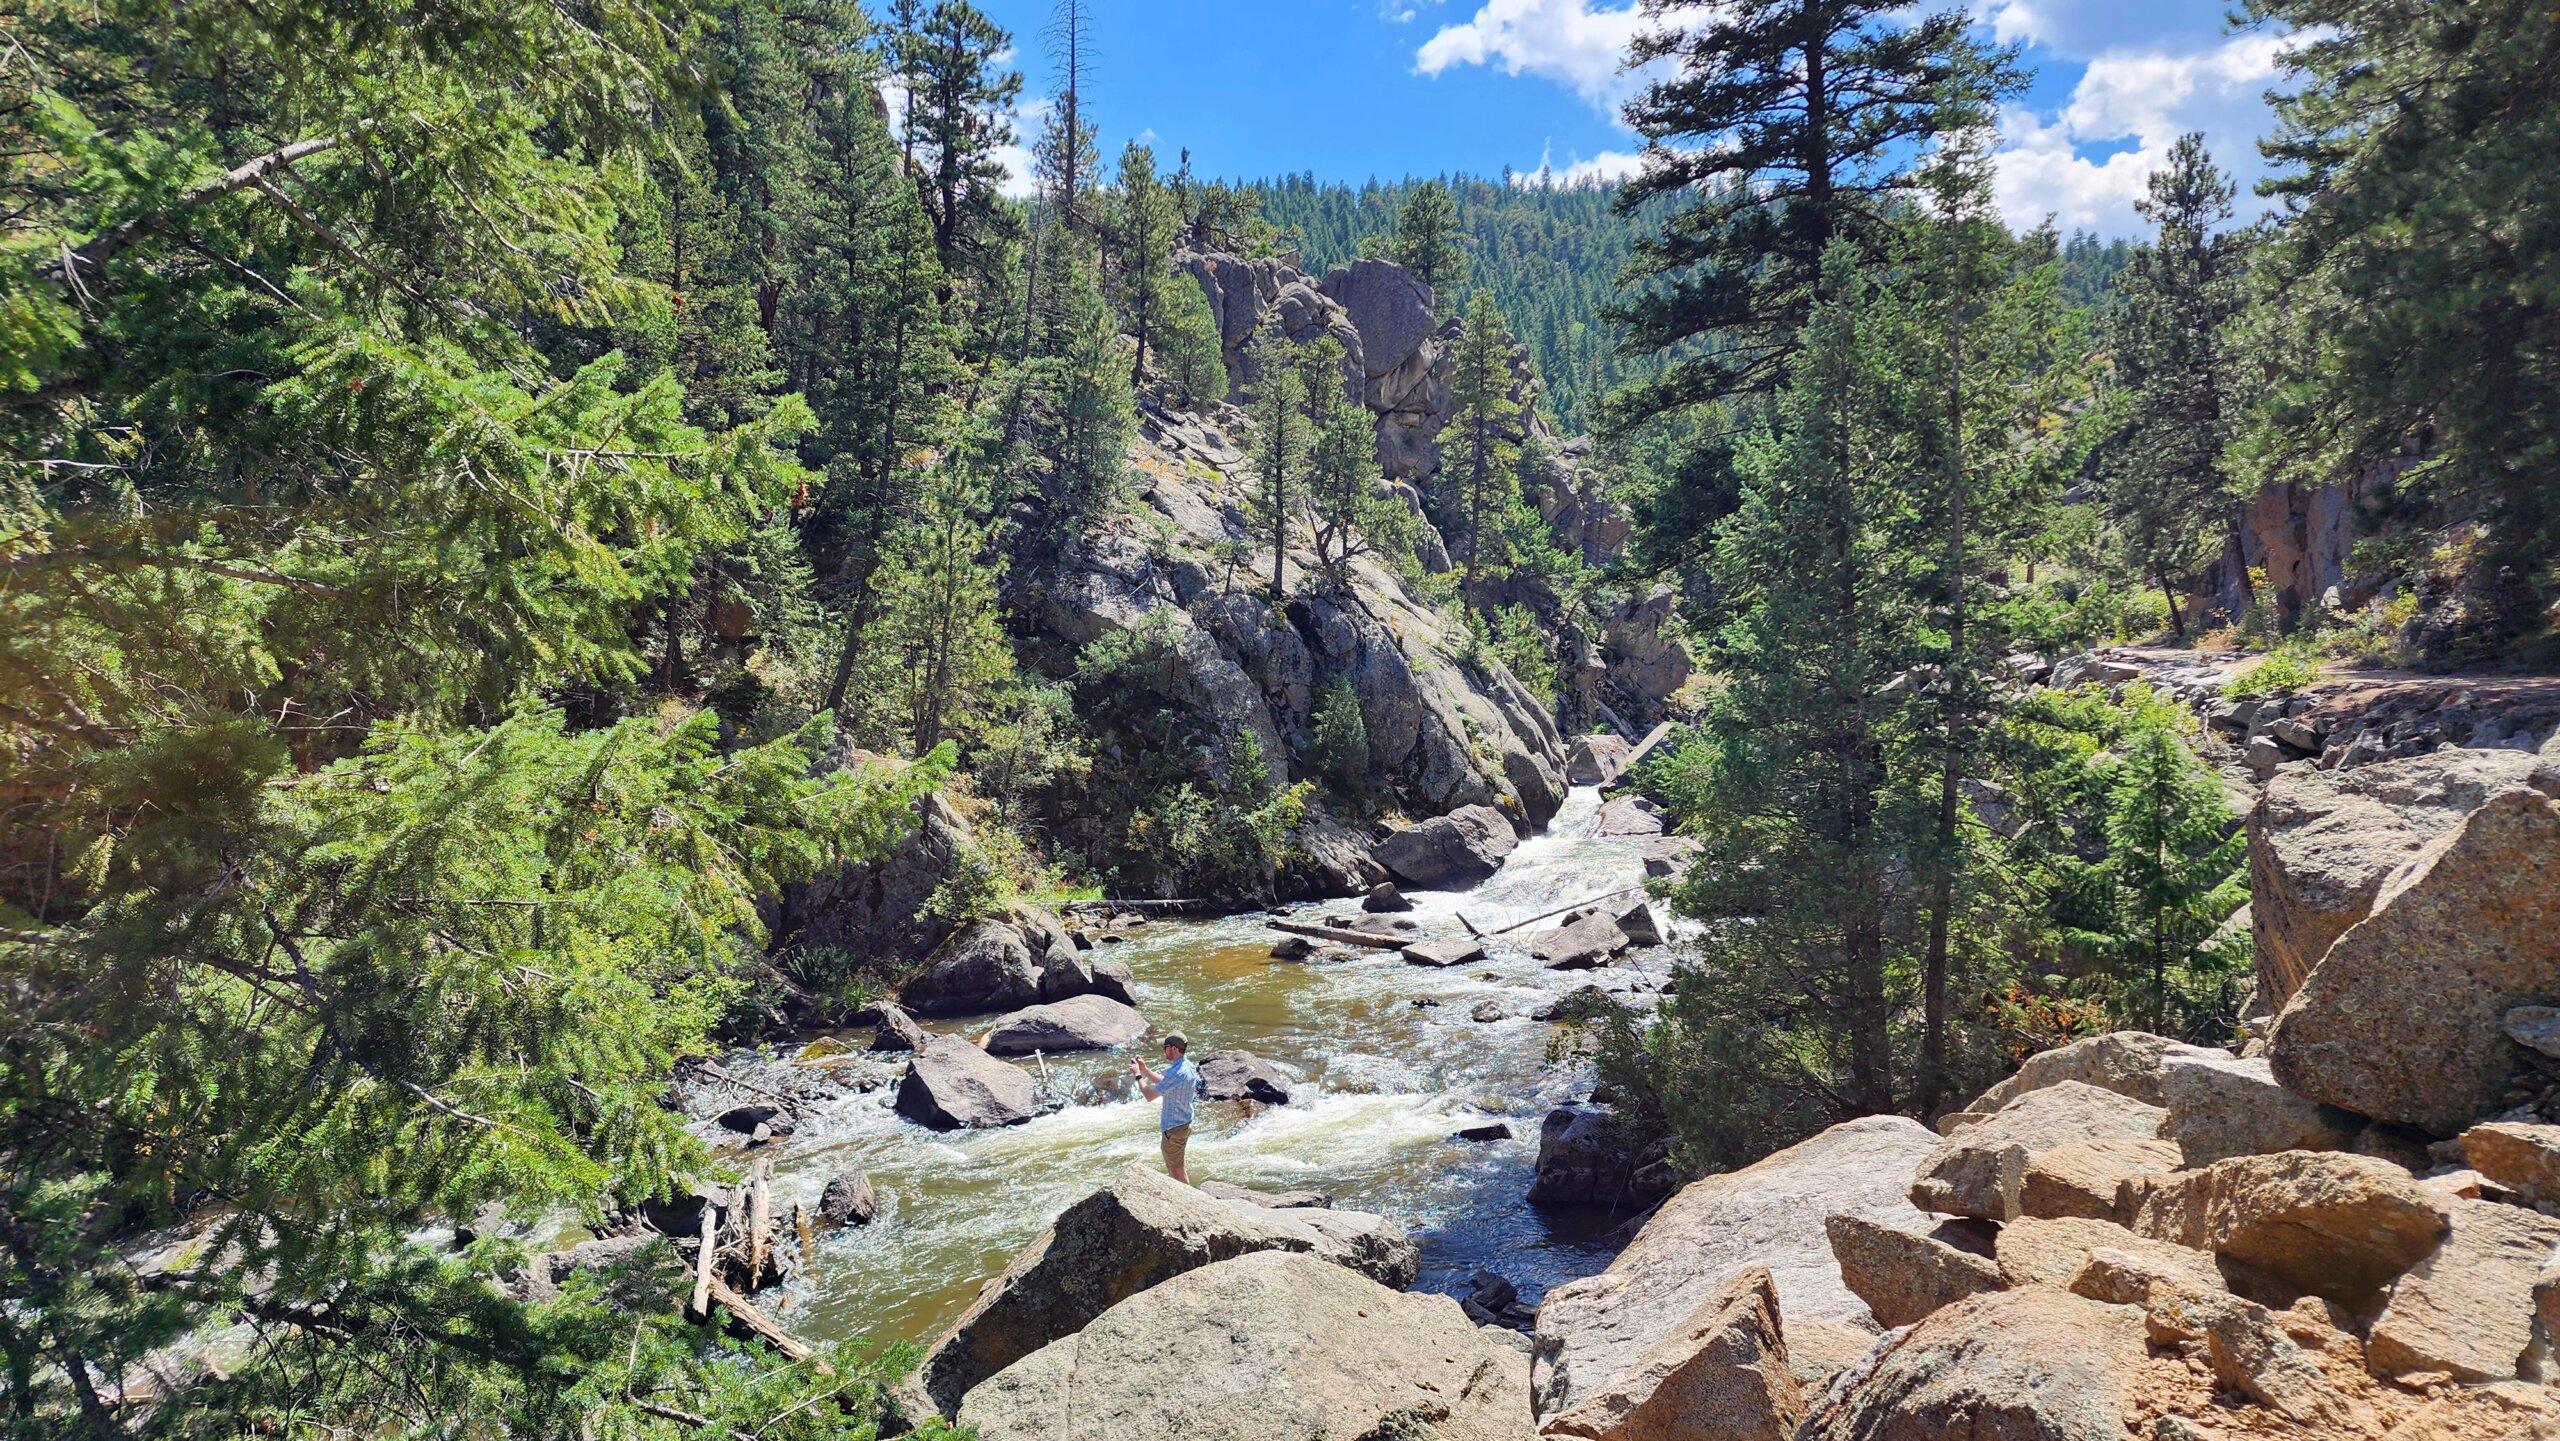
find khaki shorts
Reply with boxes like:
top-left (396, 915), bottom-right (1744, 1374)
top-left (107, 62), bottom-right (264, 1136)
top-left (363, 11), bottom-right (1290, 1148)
top-left (1160, 1124), bottom-right (1191, 1171)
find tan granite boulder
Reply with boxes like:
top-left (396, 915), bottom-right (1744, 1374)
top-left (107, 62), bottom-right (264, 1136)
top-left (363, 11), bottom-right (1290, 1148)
top-left (1539, 1267), bottom-right (1802, 1441)
top-left (2462, 1123), bottom-right (2560, 1206)
top-left (2125, 1151), bottom-right (2449, 1302)
top-left (1909, 1081), bottom-right (2168, 1221)
top-left (2367, 1197), bottom-right (2560, 1384)
top-left (1823, 1214), bottom-right (2004, 1329)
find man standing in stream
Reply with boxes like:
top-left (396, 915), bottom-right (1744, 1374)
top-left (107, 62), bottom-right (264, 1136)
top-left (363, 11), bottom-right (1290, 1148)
top-left (1131, 1032), bottom-right (1201, 1184)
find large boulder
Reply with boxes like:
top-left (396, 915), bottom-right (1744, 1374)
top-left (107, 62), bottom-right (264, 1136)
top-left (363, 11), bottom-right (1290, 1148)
top-left (1531, 909), bottom-right (1632, 970)
top-left (1908, 1081), bottom-right (2168, 1221)
top-left (912, 1165), bottom-right (1418, 1416)
top-left (2249, 747), bottom-right (2543, 1009)
top-left (1566, 733), bottom-right (1634, 787)
top-left (2268, 787), bottom-right (2560, 1134)
top-left (817, 1170), bottom-right (877, 1228)
top-left (1992, 1216), bottom-right (2222, 1293)
top-left (901, 905), bottom-right (1073, 1016)
top-left (2154, 1052), bottom-right (2356, 1165)
top-left (1373, 804), bottom-right (1519, 887)
top-left (2366, 1195), bottom-right (2560, 1384)
top-left (1194, 1048), bottom-right (1292, 1104)
top-left (1525, 1105), bottom-right (1650, 1209)
top-left (893, 1036), bottom-right (1039, 1131)
top-left (980, 994), bottom-right (1148, 1055)
top-left (1317, 257), bottom-right (1438, 388)
top-left (2459, 1121), bottom-right (2560, 1205)
top-left (869, 1001), bottom-right (929, 1053)
top-left (1965, 1031), bottom-right (2226, 1114)
top-left (2016, 1137), bottom-right (2184, 1225)
top-left (1797, 1288), bottom-right (2175, 1441)
top-left (1824, 1214), bottom-right (2004, 1329)
top-left (1540, 1267), bottom-right (1803, 1441)
top-left (2125, 1151), bottom-right (2449, 1302)
top-left (1531, 1116), bottom-right (1938, 1421)
top-left (771, 790), bottom-right (974, 972)
top-left (955, 1250), bottom-right (1532, 1441)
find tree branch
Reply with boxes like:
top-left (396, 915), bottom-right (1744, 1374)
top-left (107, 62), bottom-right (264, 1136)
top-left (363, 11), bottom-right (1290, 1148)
top-left (56, 134), bottom-right (351, 285)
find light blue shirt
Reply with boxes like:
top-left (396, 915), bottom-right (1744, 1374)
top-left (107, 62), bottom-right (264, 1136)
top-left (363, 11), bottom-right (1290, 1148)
top-left (1156, 1057), bottom-right (1200, 1132)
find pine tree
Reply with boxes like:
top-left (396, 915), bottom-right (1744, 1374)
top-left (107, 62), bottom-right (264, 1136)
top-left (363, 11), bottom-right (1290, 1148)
top-left (1609, 0), bottom-right (2017, 565)
top-left (908, 1), bottom-right (1021, 278)
top-left (1159, 271), bottom-right (1231, 408)
top-left (1247, 331), bottom-right (1314, 599)
top-left (1442, 290), bottom-right (1525, 612)
top-left (2100, 134), bottom-right (2251, 640)
top-left (1113, 142), bottom-right (1182, 387)
top-left (1394, 180), bottom-right (1467, 298)
top-left (1014, 247), bottom-right (1134, 537)
top-left (1303, 341), bottom-right (1406, 583)
top-left (857, 466), bottom-right (1017, 754)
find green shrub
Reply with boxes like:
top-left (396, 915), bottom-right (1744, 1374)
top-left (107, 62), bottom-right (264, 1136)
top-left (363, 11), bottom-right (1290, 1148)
top-left (2223, 643), bottom-right (2325, 699)
top-left (1309, 677), bottom-right (1371, 790)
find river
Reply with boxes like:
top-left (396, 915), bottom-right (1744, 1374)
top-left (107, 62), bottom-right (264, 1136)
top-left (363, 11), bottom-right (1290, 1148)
top-left (727, 785), bottom-right (1661, 1349)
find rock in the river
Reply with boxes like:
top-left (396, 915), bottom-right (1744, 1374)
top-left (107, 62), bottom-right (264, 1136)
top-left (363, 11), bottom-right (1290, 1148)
top-left (980, 994), bottom-right (1147, 1055)
top-left (2125, 1150), bottom-right (2448, 1301)
top-left (1531, 1116), bottom-right (1939, 1422)
top-left (954, 1250), bottom-right (1534, 1441)
top-left (1797, 1288), bottom-right (2166, 1441)
top-left (1373, 803), bottom-right (1519, 887)
top-left (1590, 794), bottom-right (1665, 837)
top-left (1526, 1105), bottom-right (1646, 1208)
top-left (2458, 1122), bottom-right (2560, 1204)
top-left (1195, 1048), bottom-right (1292, 1104)
top-left (1269, 935), bottom-right (1315, 960)
top-left (869, 1001), bottom-right (930, 1053)
top-left (913, 1164), bottom-right (1418, 1416)
top-left (894, 1036), bottom-right (1039, 1131)
top-left (714, 1103), bottom-right (789, 1136)
top-left (1965, 1030), bottom-right (2226, 1113)
top-left (1361, 881), bottom-right (1414, 913)
top-left (1908, 1081), bottom-right (2168, 1221)
top-left (2268, 787), bottom-right (2560, 1135)
top-left (1540, 1266), bottom-right (1804, 1441)
top-left (1403, 936), bottom-right (1486, 967)
top-left (1531, 909), bottom-right (1631, 970)
top-left (2249, 747), bottom-right (2543, 1010)
top-left (1566, 733), bottom-right (1634, 787)
top-left (817, 1170), bottom-right (877, 1228)
top-left (1035, 943), bottom-right (1095, 1002)
top-left (1637, 835), bottom-right (1700, 879)
top-left (1088, 957), bottom-right (1139, 1007)
top-left (901, 906), bottom-right (1070, 1016)
top-left (1456, 1122), bottom-right (1513, 1142)
top-left (2155, 1052), bottom-right (2356, 1165)
top-left (1825, 1214), bottom-right (2005, 1329)
top-left (2366, 1195), bottom-right (2560, 1383)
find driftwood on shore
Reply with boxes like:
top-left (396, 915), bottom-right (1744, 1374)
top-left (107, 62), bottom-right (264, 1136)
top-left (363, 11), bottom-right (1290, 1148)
top-left (1265, 918), bottom-right (1410, 951)
top-left (1061, 897), bottom-right (1223, 917)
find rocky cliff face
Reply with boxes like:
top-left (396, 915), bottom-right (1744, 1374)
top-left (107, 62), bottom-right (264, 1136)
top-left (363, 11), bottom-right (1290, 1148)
top-left (1022, 393), bottom-right (1570, 893)
top-left (1178, 249), bottom-right (1692, 734)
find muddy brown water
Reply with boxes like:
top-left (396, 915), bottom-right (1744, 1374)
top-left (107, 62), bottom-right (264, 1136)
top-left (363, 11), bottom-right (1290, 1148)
top-left (720, 787), bottom-right (1663, 1349)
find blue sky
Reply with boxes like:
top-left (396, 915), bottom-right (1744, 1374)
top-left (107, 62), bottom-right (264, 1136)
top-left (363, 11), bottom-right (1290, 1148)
top-left (966, 0), bottom-right (2292, 237)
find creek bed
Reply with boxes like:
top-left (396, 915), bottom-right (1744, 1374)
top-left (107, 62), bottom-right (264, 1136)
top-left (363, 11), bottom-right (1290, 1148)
top-left (731, 786), bottom-right (1663, 1348)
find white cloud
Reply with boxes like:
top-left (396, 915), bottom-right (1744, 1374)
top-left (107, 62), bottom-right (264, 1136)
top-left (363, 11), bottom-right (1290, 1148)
top-left (1992, 30), bottom-right (2290, 236)
top-left (993, 94), bottom-right (1053, 200)
top-left (1512, 143), bottom-right (1643, 187)
top-left (1414, 0), bottom-right (1647, 111)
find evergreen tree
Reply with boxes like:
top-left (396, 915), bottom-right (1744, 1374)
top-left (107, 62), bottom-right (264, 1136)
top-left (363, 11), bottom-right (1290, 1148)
top-left (1247, 331), bottom-right (1314, 598)
top-left (1159, 271), bottom-right (1231, 407)
top-left (2243, 0), bottom-right (2560, 644)
top-left (1303, 342), bottom-right (1407, 583)
top-left (2099, 134), bottom-right (2251, 640)
top-left (1442, 290), bottom-right (1526, 611)
top-left (1394, 180), bottom-right (1467, 297)
top-left (1610, 0), bottom-right (2016, 565)
top-left (908, 1), bottom-right (1021, 279)
top-left (1113, 142), bottom-right (1183, 386)
top-left (857, 466), bottom-right (1016, 754)
top-left (2059, 719), bottom-right (2250, 1038)
top-left (1610, 245), bottom-right (1929, 1161)
top-left (1014, 247), bottom-right (1134, 537)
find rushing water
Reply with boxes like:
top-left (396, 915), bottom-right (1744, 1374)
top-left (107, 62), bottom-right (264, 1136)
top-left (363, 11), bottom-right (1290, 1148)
top-left (726, 786), bottom-right (1662, 1349)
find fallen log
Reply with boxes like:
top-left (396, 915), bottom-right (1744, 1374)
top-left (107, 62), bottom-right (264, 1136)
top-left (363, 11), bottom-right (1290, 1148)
top-left (1264, 918), bottom-right (1410, 951)
top-left (1060, 898), bottom-right (1223, 917)
top-left (705, 1276), bottom-right (830, 1372)
top-left (690, 1207), bottom-right (716, 1320)
top-left (746, 1157), bottom-right (772, 1288)
top-left (1483, 884), bottom-right (1647, 938)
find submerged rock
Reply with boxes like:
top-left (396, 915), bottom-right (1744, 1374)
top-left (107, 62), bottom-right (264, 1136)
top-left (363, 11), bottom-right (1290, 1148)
top-left (1403, 936), bottom-right (1487, 967)
top-left (953, 1250), bottom-right (1534, 1441)
top-left (912, 1164), bottom-right (1418, 1416)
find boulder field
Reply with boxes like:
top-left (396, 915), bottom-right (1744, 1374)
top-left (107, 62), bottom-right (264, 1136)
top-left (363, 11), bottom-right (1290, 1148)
top-left (911, 748), bottom-right (2560, 1441)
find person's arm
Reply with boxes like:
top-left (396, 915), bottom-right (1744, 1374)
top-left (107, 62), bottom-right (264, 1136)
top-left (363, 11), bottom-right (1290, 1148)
top-left (1131, 1057), bottom-right (1161, 1100)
